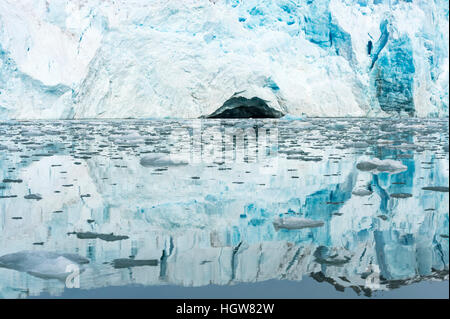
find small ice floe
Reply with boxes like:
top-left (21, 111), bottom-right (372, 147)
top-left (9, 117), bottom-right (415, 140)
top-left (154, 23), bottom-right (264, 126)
top-left (422, 186), bottom-right (449, 192)
top-left (7, 146), bottom-right (21, 152)
top-left (327, 122), bottom-right (347, 131)
top-left (287, 155), bottom-right (322, 162)
top-left (24, 194), bottom-right (43, 201)
top-left (273, 216), bottom-right (324, 230)
top-left (70, 232), bottom-right (129, 242)
top-left (20, 129), bottom-right (43, 137)
top-left (2, 178), bottom-right (23, 183)
top-left (283, 148), bottom-right (309, 156)
top-left (352, 187), bottom-right (373, 197)
top-left (41, 129), bottom-right (61, 136)
top-left (376, 139), bottom-right (394, 145)
top-left (0, 251), bottom-right (89, 280)
top-left (390, 193), bottom-right (413, 199)
top-left (139, 153), bottom-right (188, 167)
top-left (345, 141), bottom-right (369, 149)
top-left (396, 154), bottom-right (413, 159)
top-left (356, 158), bottom-right (407, 174)
top-left (111, 133), bottom-right (145, 145)
top-left (112, 258), bottom-right (158, 269)
top-left (386, 143), bottom-right (420, 150)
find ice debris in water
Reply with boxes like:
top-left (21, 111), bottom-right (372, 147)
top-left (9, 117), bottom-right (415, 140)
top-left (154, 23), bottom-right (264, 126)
top-left (71, 232), bottom-right (129, 242)
top-left (110, 132), bottom-right (145, 145)
top-left (422, 186), bottom-right (449, 192)
top-left (352, 187), bottom-right (373, 197)
top-left (112, 259), bottom-right (158, 269)
top-left (273, 216), bottom-right (324, 230)
top-left (356, 159), bottom-right (407, 174)
top-left (0, 251), bottom-right (89, 280)
top-left (24, 193), bottom-right (42, 201)
top-left (390, 193), bottom-right (413, 199)
top-left (140, 153), bottom-right (188, 167)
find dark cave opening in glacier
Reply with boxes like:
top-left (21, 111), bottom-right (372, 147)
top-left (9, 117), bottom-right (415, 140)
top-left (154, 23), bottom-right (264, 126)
top-left (367, 40), bottom-right (373, 55)
top-left (207, 96), bottom-right (284, 119)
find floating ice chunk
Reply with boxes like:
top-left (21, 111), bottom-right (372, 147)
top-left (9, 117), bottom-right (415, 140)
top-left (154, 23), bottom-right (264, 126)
top-left (352, 187), bottom-right (373, 197)
top-left (327, 122), bottom-right (347, 131)
top-left (356, 159), bottom-right (407, 174)
top-left (371, 160), bottom-right (408, 173)
top-left (422, 186), bottom-right (449, 192)
top-left (112, 259), bottom-right (158, 269)
top-left (376, 139), bottom-right (395, 145)
top-left (71, 232), bottom-right (129, 241)
top-left (356, 162), bottom-right (377, 171)
top-left (111, 132), bottom-right (145, 145)
top-left (273, 216), bottom-right (324, 230)
top-left (41, 129), bottom-right (61, 135)
top-left (20, 129), bottom-right (43, 137)
top-left (346, 141), bottom-right (369, 148)
top-left (2, 178), bottom-right (23, 183)
top-left (24, 193), bottom-right (43, 201)
top-left (0, 251), bottom-right (89, 280)
top-left (387, 143), bottom-right (419, 150)
top-left (139, 153), bottom-right (188, 167)
top-left (390, 193), bottom-right (413, 199)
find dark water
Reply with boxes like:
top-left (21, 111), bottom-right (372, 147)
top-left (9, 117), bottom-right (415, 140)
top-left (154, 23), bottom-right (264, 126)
top-left (0, 118), bottom-right (448, 299)
top-left (31, 277), bottom-right (449, 299)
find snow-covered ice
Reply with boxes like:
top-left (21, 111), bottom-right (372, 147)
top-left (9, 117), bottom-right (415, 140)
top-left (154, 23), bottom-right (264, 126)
top-left (0, 0), bottom-right (448, 119)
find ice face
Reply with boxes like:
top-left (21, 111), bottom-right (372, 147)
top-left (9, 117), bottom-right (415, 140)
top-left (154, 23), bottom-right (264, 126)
top-left (0, 0), bottom-right (448, 119)
top-left (0, 118), bottom-right (448, 298)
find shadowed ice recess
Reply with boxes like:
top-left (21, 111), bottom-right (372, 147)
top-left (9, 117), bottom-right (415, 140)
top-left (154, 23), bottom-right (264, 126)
top-left (0, 118), bottom-right (448, 298)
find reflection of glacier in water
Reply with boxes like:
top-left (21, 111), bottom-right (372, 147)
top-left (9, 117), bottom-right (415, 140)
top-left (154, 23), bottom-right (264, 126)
top-left (0, 118), bottom-right (448, 298)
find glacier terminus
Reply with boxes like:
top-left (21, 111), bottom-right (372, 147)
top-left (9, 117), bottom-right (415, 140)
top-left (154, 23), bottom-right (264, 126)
top-left (0, 0), bottom-right (449, 119)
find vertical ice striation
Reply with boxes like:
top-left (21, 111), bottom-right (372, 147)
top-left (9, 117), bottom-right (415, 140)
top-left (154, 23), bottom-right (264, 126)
top-left (373, 32), bottom-right (416, 115)
top-left (0, 0), bottom-right (448, 119)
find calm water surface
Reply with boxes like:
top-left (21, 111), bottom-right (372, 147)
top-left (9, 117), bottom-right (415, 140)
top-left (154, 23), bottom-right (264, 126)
top-left (0, 118), bottom-right (448, 298)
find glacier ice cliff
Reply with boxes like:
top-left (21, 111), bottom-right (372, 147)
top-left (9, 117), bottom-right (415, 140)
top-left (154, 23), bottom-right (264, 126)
top-left (0, 0), bottom-right (448, 119)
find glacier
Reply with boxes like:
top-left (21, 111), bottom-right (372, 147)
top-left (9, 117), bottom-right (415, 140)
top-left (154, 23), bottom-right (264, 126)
top-left (0, 0), bottom-right (448, 119)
